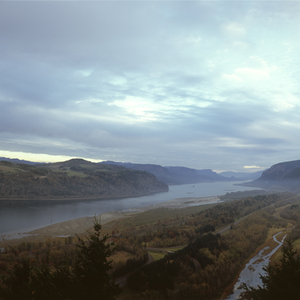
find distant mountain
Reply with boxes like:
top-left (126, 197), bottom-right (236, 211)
top-left (243, 159), bottom-right (300, 191)
top-left (259, 160), bottom-right (300, 180)
top-left (220, 170), bottom-right (264, 181)
top-left (196, 169), bottom-right (228, 180)
top-left (101, 161), bottom-right (178, 184)
top-left (0, 157), bottom-right (41, 165)
top-left (165, 166), bottom-right (229, 184)
top-left (0, 159), bottom-right (168, 200)
top-left (101, 161), bottom-right (231, 185)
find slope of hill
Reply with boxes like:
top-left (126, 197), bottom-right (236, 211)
top-left (244, 159), bottom-right (300, 191)
top-left (101, 161), bottom-right (172, 181)
top-left (101, 161), bottom-right (231, 185)
top-left (0, 159), bottom-right (168, 200)
top-left (259, 159), bottom-right (300, 180)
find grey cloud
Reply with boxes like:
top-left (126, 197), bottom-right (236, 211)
top-left (1, 1), bottom-right (300, 171)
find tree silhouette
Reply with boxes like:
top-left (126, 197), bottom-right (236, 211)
top-left (0, 219), bottom-right (120, 300)
top-left (72, 220), bottom-right (120, 300)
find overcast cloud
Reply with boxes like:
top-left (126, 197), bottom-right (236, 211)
top-left (1, 1), bottom-right (300, 172)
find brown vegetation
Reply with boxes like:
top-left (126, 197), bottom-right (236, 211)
top-left (1, 191), bottom-right (300, 300)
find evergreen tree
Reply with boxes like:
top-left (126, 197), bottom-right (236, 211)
top-left (240, 240), bottom-right (300, 300)
top-left (0, 219), bottom-right (120, 300)
top-left (72, 220), bottom-right (120, 300)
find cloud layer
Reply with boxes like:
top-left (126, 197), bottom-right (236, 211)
top-left (1, 1), bottom-right (300, 171)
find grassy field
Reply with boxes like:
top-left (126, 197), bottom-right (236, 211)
top-left (0, 165), bottom-right (22, 173)
top-left (110, 250), bottom-right (135, 263)
top-left (164, 246), bottom-right (185, 251)
top-left (147, 251), bottom-right (167, 261)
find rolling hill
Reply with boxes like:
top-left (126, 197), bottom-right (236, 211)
top-left (0, 159), bottom-right (168, 200)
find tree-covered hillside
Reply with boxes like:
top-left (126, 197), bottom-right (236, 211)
top-left (0, 159), bottom-right (168, 199)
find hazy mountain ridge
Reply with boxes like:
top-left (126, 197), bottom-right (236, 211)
top-left (244, 159), bottom-right (300, 191)
top-left (165, 166), bottom-right (229, 184)
top-left (220, 170), bottom-right (264, 180)
top-left (101, 161), bottom-right (232, 185)
top-left (0, 159), bottom-right (168, 200)
top-left (0, 157), bottom-right (42, 165)
top-left (0, 157), bottom-right (259, 185)
top-left (0, 157), bottom-right (273, 190)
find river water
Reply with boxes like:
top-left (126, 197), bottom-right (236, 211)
top-left (227, 231), bottom-right (287, 300)
top-left (0, 181), bottom-right (260, 238)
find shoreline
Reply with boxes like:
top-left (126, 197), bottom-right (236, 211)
top-left (0, 190), bottom-right (169, 202)
top-left (0, 195), bottom-right (221, 247)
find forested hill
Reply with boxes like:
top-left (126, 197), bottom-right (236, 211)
top-left (0, 159), bottom-right (168, 200)
top-left (244, 159), bottom-right (300, 192)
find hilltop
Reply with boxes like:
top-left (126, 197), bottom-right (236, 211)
top-left (0, 159), bottom-right (168, 200)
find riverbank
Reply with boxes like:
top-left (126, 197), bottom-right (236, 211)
top-left (0, 189), bottom-right (168, 203)
top-left (0, 195), bottom-right (221, 247)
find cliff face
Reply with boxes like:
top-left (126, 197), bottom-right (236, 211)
top-left (259, 160), bottom-right (300, 180)
top-left (245, 159), bottom-right (300, 191)
top-left (0, 159), bottom-right (168, 200)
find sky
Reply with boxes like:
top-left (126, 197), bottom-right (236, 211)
top-left (1, 0), bottom-right (300, 173)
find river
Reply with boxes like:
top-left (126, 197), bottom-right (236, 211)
top-left (0, 181), bottom-right (260, 238)
top-left (227, 231), bottom-right (287, 299)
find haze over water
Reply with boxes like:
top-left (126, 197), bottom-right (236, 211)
top-left (0, 181), bottom-right (261, 237)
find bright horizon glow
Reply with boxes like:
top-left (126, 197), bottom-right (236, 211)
top-left (243, 165), bottom-right (264, 170)
top-left (0, 150), bottom-right (262, 173)
top-left (0, 150), bottom-right (103, 164)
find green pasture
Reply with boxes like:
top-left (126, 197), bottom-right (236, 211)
top-left (165, 246), bottom-right (185, 251)
top-left (148, 251), bottom-right (167, 261)
top-left (0, 161), bottom-right (26, 174)
top-left (0, 165), bottom-right (19, 173)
